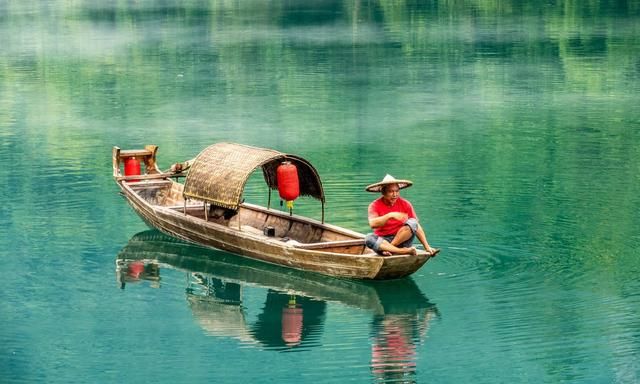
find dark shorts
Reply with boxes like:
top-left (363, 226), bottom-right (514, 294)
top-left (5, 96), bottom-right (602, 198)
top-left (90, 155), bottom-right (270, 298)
top-left (365, 218), bottom-right (418, 254)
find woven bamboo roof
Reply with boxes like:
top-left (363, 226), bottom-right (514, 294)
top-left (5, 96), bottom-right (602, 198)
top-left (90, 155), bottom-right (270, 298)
top-left (183, 142), bottom-right (325, 210)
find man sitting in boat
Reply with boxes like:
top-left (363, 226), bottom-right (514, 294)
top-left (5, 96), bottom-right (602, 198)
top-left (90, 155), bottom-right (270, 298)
top-left (365, 175), bottom-right (439, 257)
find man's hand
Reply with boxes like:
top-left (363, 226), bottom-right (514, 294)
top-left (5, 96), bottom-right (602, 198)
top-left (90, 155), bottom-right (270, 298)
top-left (369, 211), bottom-right (408, 229)
top-left (387, 212), bottom-right (408, 221)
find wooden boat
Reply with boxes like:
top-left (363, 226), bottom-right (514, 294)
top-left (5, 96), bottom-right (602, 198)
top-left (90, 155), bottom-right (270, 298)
top-left (112, 142), bottom-right (432, 280)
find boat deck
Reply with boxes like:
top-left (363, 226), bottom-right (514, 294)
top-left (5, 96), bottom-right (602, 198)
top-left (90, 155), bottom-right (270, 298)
top-left (130, 180), bottom-right (370, 255)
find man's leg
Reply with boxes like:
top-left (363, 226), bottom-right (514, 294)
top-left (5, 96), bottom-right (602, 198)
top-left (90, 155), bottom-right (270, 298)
top-left (390, 218), bottom-right (439, 256)
top-left (414, 222), bottom-right (439, 256)
top-left (390, 225), bottom-right (414, 247)
top-left (366, 233), bottom-right (416, 256)
top-left (377, 239), bottom-right (417, 256)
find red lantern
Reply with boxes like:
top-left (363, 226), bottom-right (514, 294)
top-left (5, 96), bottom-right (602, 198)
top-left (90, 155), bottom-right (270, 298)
top-left (124, 157), bottom-right (141, 182)
top-left (277, 161), bottom-right (299, 209)
top-left (281, 297), bottom-right (303, 346)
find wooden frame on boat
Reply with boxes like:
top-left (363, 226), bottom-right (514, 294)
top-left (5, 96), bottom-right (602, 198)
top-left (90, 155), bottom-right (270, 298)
top-left (112, 143), bottom-right (431, 280)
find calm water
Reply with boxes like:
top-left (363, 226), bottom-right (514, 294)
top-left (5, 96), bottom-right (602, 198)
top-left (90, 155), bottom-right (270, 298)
top-left (2, 1), bottom-right (640, 383)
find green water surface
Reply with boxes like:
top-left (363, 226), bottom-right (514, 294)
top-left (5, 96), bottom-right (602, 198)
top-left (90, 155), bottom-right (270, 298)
top-left (1, 1), bottom-right (639, 383)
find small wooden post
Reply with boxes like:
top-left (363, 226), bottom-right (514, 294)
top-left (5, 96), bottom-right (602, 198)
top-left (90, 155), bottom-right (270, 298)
top-left (204, 201), bottom-right (208, 221)
top-left (112, 147), bottom-right (121, 178)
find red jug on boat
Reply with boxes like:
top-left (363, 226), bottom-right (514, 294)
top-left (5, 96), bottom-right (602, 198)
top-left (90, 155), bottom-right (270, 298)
top-left (124, 157), bottom-right (141, 182)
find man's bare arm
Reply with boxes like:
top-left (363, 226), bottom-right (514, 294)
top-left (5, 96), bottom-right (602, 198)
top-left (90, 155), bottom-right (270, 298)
top-left (368, 212), bottom-right (408, 228)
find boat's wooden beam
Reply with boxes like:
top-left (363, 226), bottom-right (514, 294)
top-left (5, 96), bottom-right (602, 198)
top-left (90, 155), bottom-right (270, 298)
top-left (293, 239), bottom-right (365, 250)
top-left (119, 149), bottom-right (153, 158)
top-left (117, 172), bottom-right (184, 181)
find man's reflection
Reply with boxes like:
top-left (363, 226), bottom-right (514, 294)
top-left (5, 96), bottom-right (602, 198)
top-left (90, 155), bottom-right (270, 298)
top-left (368, 280), bottom-right (439, 383)
top-left (370, 312), bottom-right (436, 383)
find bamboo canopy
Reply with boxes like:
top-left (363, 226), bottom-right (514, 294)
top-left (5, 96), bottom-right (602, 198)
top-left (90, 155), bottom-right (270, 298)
top-left (183, 142), bottom-right (325, 211)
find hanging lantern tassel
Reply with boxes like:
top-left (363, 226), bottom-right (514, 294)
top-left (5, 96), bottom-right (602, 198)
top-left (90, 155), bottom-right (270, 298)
top-left (277, 161), bottom-right (300, 215)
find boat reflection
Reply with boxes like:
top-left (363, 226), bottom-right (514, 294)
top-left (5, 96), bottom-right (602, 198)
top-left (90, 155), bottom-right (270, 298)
top-left (115, 230), bottom-right (439, 377)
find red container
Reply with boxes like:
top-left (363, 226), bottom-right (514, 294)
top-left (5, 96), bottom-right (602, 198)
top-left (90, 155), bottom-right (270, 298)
top-left (124, 157), bottom-right (141, 182)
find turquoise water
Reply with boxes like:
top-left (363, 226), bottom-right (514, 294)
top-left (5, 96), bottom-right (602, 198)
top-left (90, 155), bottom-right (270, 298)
top-left (1, 1), bottom-right (640, 383)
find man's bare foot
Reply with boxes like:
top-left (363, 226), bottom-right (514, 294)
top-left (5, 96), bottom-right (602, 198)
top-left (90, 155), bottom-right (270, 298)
top-left (380, 248), bottom-right (415, 256)
top-left (400, 247), bottom-right (417, 256)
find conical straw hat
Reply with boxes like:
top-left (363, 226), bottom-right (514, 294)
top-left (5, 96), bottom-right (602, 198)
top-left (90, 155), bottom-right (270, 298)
top-left (365, 174), bottom-right (413, 193)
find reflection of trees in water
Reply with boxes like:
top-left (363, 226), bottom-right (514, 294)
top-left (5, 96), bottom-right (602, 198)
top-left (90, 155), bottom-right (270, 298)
top-left (5, 1), bottom-right (636, 127)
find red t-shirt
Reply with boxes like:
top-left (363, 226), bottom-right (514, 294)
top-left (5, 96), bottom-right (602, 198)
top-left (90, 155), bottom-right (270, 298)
top-left (368, 197), bottom-right (417, 236)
